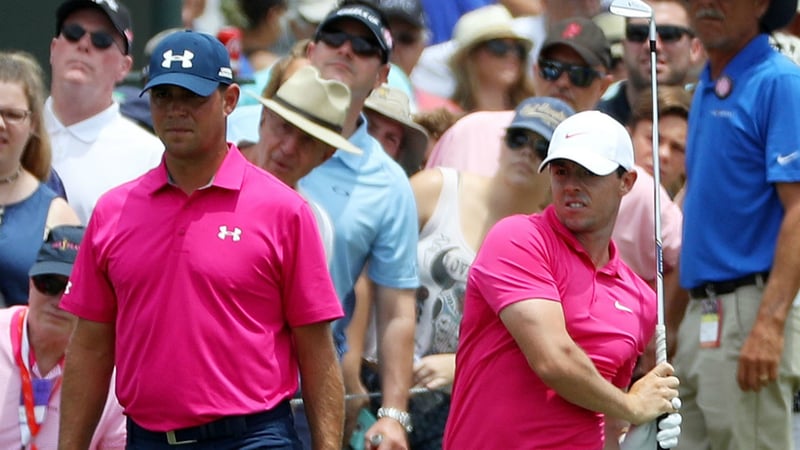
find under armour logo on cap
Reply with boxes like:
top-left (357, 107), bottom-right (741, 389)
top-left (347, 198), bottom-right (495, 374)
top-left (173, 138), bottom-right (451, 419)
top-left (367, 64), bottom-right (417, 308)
top-left (162, 50), bottom-right (194, 69)
top-left (218, 226), bottom-right (242, 241)
top-left (141, 30), bottom-right (234, 97)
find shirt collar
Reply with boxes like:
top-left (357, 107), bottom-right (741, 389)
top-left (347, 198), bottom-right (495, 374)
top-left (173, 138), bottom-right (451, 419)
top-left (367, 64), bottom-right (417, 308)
top-left (700, 34), bottom-right (771, 84)
top-left (44, 97), bottom-right (121, 144)
top-left (331, 113), bottom-right (370, 171)
top-left (143, 143), bottom-right (246, 195)
top-left (543, 205), bottom-right (623, 277)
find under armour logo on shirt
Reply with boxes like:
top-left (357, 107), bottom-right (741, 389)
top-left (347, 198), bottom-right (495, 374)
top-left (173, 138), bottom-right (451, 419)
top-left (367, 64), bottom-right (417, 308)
top-left (94, 0), bottom-right (119, 11)
top-left (218, 226), bottom-right (242, 241)
top-left (162, 50), bottom-right (194, 69)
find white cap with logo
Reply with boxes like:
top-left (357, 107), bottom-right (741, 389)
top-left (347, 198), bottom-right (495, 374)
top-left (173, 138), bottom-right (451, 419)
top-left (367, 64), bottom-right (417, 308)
top-left (538, 110), bottom-right (634, 176)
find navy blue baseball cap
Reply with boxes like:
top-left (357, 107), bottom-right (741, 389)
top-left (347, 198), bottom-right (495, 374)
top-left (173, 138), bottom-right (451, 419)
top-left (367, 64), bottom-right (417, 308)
top-left (29, 225), bottom-right (85, 278)
top-left (141, 30), bottom-right (233, 97)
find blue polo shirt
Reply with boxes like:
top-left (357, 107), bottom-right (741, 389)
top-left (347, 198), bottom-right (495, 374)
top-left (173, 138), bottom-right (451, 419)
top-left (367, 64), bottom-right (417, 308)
top-left (298, 115), bottom-right (420, 353)
top-left (681, 34), bottom-right (800, 289)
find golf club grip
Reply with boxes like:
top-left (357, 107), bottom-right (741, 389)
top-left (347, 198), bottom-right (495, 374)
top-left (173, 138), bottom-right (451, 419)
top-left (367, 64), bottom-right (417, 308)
top-left (655, 324), bottom-right (667, 449)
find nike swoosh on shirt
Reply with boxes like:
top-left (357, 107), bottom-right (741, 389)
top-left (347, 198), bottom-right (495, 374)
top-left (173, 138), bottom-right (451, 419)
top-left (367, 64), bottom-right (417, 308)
top-left (614, 300), bottom-right (633, 313)
top-left (777, 152), bottom-right (800, 166)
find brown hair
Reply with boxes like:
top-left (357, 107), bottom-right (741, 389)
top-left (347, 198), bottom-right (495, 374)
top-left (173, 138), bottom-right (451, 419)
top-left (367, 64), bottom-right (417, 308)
top-left (450, 44), bottom-right (536, 113)
top-left (629, 85), bottom-right (692, 127)
top-left (0, 51), bottom-right (51, 181)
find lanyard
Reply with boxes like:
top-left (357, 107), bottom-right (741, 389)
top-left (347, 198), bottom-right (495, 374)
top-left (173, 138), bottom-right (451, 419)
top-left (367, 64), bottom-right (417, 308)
top-left (12, 308), bottom-right (63, 450)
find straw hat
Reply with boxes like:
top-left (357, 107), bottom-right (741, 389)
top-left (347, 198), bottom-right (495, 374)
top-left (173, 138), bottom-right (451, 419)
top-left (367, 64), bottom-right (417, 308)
top-left (449, 4), bottom-right (532, 67)
top-left (364, 85), bottom-right (429, 174)
top-left (250, 66), bottom-right (362, 155)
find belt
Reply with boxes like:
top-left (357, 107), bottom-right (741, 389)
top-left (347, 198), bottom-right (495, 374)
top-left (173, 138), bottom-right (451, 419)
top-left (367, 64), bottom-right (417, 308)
top-left (689, 272), bottom-right (769, 298)
top-left (129, 400), bottom-right (290, 445)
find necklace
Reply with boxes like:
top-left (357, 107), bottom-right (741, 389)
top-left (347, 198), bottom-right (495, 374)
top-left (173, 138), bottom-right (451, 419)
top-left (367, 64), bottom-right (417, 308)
top-left (0, 165), bottom-right (22, 226)
top-left (0, 166), bottom-right (21, 184)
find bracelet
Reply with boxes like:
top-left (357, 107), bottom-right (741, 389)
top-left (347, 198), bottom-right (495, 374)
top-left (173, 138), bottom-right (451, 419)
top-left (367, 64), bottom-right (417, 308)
top-left (377, 407), bottom-right (413, 433)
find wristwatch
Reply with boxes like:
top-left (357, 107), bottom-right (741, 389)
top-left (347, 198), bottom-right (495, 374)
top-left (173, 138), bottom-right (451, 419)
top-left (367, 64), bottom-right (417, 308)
top-left (377, 407), bottom-right (413, 433)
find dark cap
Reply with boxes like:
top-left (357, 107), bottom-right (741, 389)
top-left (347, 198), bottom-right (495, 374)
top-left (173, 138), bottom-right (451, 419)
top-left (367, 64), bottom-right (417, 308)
top-left (316, 3), bottom-right (393, 63)
top-left (141, 30), bottom-right (234, 97)
top-left (507, 97), bottom-right (575, 141)
top-left (761, 0), bottom-right (798, 32)
top-left (28, 225), bottom-right (85, 278)
top-left (56, 0), bottom-right (133, 54)
top-left (541, 17), bottom-right (611, 69)
top-left (375, 0), bottom-right (426, 29)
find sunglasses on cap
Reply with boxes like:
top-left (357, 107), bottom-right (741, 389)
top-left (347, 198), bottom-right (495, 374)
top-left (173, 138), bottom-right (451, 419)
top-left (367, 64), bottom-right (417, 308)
top-left (482, 39), bottom-right (526, 59)
top-left (538, 59), bottom-right (602, 88)
top-left (625, 24), bottom-right (694, 44)
top-left (61, 23), bottom-right (120, 52)
top-left (32, 275), bottom-right (69, 296)
top-left (505, 130), bottom-right (549, 160)
top-left (317, 30), bottom-right (384, 59)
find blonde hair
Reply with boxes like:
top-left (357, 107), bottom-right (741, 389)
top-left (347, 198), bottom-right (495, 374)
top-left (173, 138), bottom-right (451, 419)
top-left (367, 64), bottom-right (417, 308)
top-left (0, 51), bottom-right (51, 181)
top-left (261, 39), bottom-right (310, 99)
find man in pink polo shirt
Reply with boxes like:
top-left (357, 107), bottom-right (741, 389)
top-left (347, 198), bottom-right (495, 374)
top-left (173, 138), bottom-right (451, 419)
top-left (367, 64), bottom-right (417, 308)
top-left (58, 30), bottom-right (345, 450)
top-left (443, 111), bottom-right (681, 449)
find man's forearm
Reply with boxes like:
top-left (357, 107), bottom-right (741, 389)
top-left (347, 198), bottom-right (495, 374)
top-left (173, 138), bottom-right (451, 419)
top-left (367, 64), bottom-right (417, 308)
top-left (295, 323), bottom-right (345, 450)
top-left (376, 287), bottom-right (416, 410)
top-left (59, 319), bottom-right (115, 450)
top-left (756, 203), bottom-right (800, 326)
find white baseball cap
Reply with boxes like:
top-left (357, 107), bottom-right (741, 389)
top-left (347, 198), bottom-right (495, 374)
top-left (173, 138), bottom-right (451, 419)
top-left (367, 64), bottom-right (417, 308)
top-left (538, 110), bottom-right (634, 176)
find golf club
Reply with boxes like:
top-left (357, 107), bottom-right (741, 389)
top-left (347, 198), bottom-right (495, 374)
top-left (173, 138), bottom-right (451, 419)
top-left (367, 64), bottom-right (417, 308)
top-left (610, 1), bottom-right (671, 449)
top-left (610, 0), bottom-right (666, 367)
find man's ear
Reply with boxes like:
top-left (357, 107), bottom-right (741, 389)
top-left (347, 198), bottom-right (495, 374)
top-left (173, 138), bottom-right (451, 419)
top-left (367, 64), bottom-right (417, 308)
top-left (222, 84), bottom-right (240, 115)
top-left (374, 63), bottom-right (390, 89)
top-left (621, 168), bottom-right (638, 196)
top-left (115, 55), bottom-right (133, 83)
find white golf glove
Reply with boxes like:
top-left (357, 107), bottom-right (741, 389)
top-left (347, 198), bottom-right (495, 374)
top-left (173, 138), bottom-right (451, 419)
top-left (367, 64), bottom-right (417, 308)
top-left (656, 412), bottom-right (682, 449)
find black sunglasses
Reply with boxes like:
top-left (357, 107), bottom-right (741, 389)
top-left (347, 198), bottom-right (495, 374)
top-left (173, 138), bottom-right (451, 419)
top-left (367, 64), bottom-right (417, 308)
top-left (61, 23), bottom-right (119, 51)
top-left (625, 23), bottom-right (694, 44)
top-left (505, 130), bottom-right (549, 160)
top-left (538, 59), bottom-right (601, 88)
top-left (32, 275), bottom-right (69, 296)
top-left (482, 39), bottom-right (526, 59)
top-left (316, 30), bottom-right (384, 59)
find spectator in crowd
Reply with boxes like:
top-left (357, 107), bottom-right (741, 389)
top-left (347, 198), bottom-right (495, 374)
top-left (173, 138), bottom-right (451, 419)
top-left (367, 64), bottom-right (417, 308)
top-left (628, 85), bottom-right (692, 199)
top-left (303, 2), bottom-right (419, 448)
top-left (249, 65), bottom-right (362, 262)
top-left (532, 17), bottom-right (613, 113)
top-left (443, 110), bottom-right (680, 449)
top-left (220, 0), bottom-right (288, 76)
top-left (45, 0), bottom-right (163, 224)
top-left (674, 0), bottom-right (800, 448)
top-left (57, 30), bottom-right (345, 450)
top-left (597, 0), bottom-right (704, 126)
top-left (364, 84), bottom-right (429, 176)
top-left (594, 12), bottom-right (627, 82)
top-left (0, 225), bottom-right (126, 449)
top-left (448, 5), bottom-right (535, 113)
top-left (0, 51), bottom-right (80, 306)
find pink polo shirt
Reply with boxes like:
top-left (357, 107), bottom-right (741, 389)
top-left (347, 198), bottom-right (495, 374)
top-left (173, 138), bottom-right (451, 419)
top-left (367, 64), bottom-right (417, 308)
top-left (0, 306), bottom-right (126, 449)
top-left (424, 111), bottom-right (682, 284)
top-left (444, 206), bottom-right (657, 449)
top-left (61, 146), bottom-right (343, 431)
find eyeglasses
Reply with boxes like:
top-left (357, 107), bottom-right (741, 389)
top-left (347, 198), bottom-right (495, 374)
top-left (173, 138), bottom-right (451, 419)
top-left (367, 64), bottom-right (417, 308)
top-left (0, 108), bottom-right (31, 125)
top-left (32, 275), bottom-right (69, 296)
top-left (505, 130), bottom-right (549, 160)
top-left (482, 39), bottom-right (526, 59)
top-left (625, 24), bottom-right (694, 44)
top-left (538, 59), bottom-right (601, 88)
top-left (61, 23), bottom-right (120, 52)
top-left (316, 30), bottom-right (384, 59)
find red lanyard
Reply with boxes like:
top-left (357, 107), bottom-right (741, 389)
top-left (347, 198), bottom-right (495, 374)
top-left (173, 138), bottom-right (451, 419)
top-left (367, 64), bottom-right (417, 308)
top-left (13, 308), bottom-right (63, 450)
